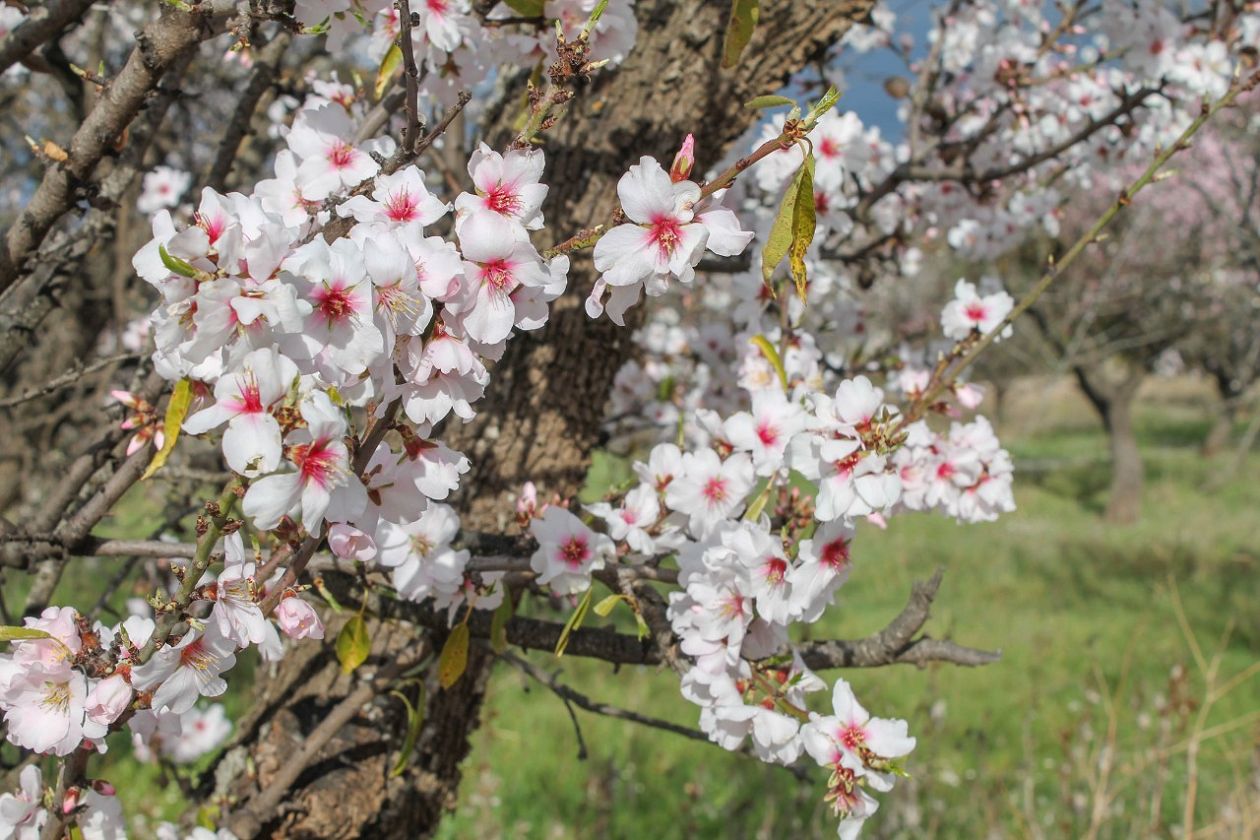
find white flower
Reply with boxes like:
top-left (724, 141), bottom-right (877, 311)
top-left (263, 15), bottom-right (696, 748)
top-left (529, 507), bottom-right (615, 595)
top-left (131, 624), bottom-right (237, 715)
top-left (664, 449), bottom-right (755, 537)
top-left (940, 278), bottom-right (1014, 341)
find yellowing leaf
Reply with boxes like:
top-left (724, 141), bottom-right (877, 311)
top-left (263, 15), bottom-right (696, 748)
top-left (721, 0), bottom-right (759, 69)
top-left (760, 153), bottom-right (817, 304)
top-left (804, 86), bottom-right (841, 128)
top-left (141, 379), bottom-right (192, 480)
top-left (593, 594), bottom-right (625, 617)
top-left (336, 613), bottom-right (371, 674)
top-left (490, 598), bottom-right (513, 654)
top-left (748, 334), bottom-right (788, 390)
top-left (374, 44), bottom-right (402, 101)
top-left (438, 624), bottom-right (470, 688)
top-left (788, 154), bottom-right (817, 302)
top-left (0, 626), bottom-right (52, 643)
top-left (554, 588), bottom-right (593, 657)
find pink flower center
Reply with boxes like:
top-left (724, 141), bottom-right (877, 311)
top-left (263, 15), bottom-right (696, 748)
top-left (292, 440), bottom-right (340, 488)
top-left (328, 141), bottom-right (356, 170)
top-left (839, 723), bottom-right (866, 752)
top-left (480, 258), bottom-right (516, 292)
top-left (385, 190), bottom-right (419, 222)
top-left (702, 476), bottom-right (728, 504)
top-left (484, 182), bottom-right (522, 216)
top-left (196, 212), bottom-right (226, 244)
top-left (648, 215), bottom-right (683, 256)
top-left (231, 373), bottom-right (265, 415)
top-left (964, 302), bottom-right (988, 323)
top-left (620, 508), bottom-right (639, 525)
top-left (756, 421), bottom-right (779, 447)
top-left (313, 283), bottom-right (357, 323)
top-left (558, 535), bottom-right (590, 569)
top-left (427, 0), bottom-right (448, 13)
top-left (819, 136), bottom-right (840, 159)
top-left (763, 557), bottom-right (788, 584)
top-left (832, 452), bottom-right (861, 480)
top-left (936, 461), bottom-right (956, 480)
top-left (820, 538), bottom-right (850, 570)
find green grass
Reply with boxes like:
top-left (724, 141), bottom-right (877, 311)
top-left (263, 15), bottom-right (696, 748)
top-left (439, 406), bottom-right (1260, 839)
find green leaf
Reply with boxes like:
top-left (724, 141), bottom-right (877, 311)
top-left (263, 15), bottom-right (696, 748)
top-left (490, 597), bottom-right (513, 654)
top-left (788, 153), bottom-right (817, 302)
top-left (748, 334), bottom-right (788, 390)
top-left (158, 245), bottom-right (197, 279)
top-left (141, 379), bottom-right (193, 480)
top-left (742, 478), bottom-right (775, 521)
top-left (593, 594), bottom-right (626, 617)
top-left (554, 588), bottom-right (593, 657)
top-left (0, 626), bottom-right (51, 643)
top-left (389, 686), bottom-right (425, 776)
top-left (581, 0), bottom-right (609, 37)
top-left (746, 94), bottom-right (794, 110)
top-left (721, 0), bottom-right (759, 69)
top-left (503, 0), bottom-right (545, 15)
top-left (438, 624), bottom-right (470, 688)
top-left (374, 44), bottom-right (402, 101)
top-left (634, 612), bottom-right (650, 640)
top-left (804, 86), bottom-right (841, 127)
top-left (336, 613), bottom-right (370, 674)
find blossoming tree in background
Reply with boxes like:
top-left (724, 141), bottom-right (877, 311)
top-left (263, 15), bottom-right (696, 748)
top-left (0, 0), bottom-right (1255, 837)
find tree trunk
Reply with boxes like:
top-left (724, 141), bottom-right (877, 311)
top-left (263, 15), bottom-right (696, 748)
top-left (1073, 364), bottom-right (1144, 523)
top-left (1101, 390), bottom-right (1143, 523)
top-left (217, 3), bottom-right (876, 837)
top-left (1201, 407), bottom-right (1234, 457)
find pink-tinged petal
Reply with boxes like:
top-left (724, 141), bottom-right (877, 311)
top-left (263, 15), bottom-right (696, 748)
top-left (617, 157), bottom-right (679, 223)
top-left (666, 223), bottom-right (709, 282)
top-left (593, 224), bottom-right (657, 287)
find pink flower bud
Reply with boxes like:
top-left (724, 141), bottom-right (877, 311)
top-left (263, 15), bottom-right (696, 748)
top-left (85, 674), bottom-right (133, 726)
top-left (275, 597), bottom-right (325, 640)
top-left (669, 134), bottom-right (695, 183)
top-left (328, 524), bottom-right (376, 562)
top-left (91, 780), bottom-right (117, 796)
top-left (516, 481), bottom-right (538, 517)
top-left (62, 787), bottom-right (80, 815)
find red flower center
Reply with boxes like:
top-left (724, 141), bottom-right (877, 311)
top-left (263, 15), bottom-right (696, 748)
top-left (313, 283), bottom-right (357, 323)
top-left (702, 476), bottom-right (728, 504)
top-left (558, 536), bottom-right (590, 569)
top-left (485, 183), bottom-right (522, 216)
top-left (649, 215), bottom-right (683, 256)
top-left (292, 440), bottom-right (340, 488)
top-left (820, 538), bottom-right (850, 570)
top-left (328, 141), bottom-right (356, 170)
top-left (480, 258), bottom-right (515, 292)
top-left (964, 302), bottom-right (987, 323)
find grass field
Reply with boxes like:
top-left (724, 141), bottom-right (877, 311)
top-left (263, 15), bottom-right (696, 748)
top-left (437, 379), bottom-right (1260, 839)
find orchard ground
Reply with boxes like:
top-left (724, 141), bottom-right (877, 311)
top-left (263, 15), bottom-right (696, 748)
top-left (36, 374), bottom-right (1260, 838)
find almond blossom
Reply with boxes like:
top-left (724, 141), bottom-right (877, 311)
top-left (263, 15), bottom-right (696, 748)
top-left (529, 507), bottom-right (615, 595)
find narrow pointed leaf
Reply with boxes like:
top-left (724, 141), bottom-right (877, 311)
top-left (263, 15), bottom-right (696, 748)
top-left (788, 154), bottom-right (817, 301)
top-left (746, 94), bottom-right (795, 110)
top-left (158, 245), bottom-right (197, 278)
top-left (490, 597), bottom-right (513, 654)
top-left (0, 626), bottom-right (52, 643)
top-left (721, 0), bottom-right (760, 69)
top-left (555, 588), bottom-right (594, 657)
top-left (374, 44), bottom-right (403, 101)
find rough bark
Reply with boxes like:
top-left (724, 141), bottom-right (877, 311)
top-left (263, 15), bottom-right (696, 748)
top-left (222, 3), bottom-right (876, 837)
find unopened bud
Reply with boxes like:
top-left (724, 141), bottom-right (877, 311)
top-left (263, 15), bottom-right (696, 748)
top-left (62, 787), bottom-right (81, 815)
top-left (669, 134), bottom-right (695, 183)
